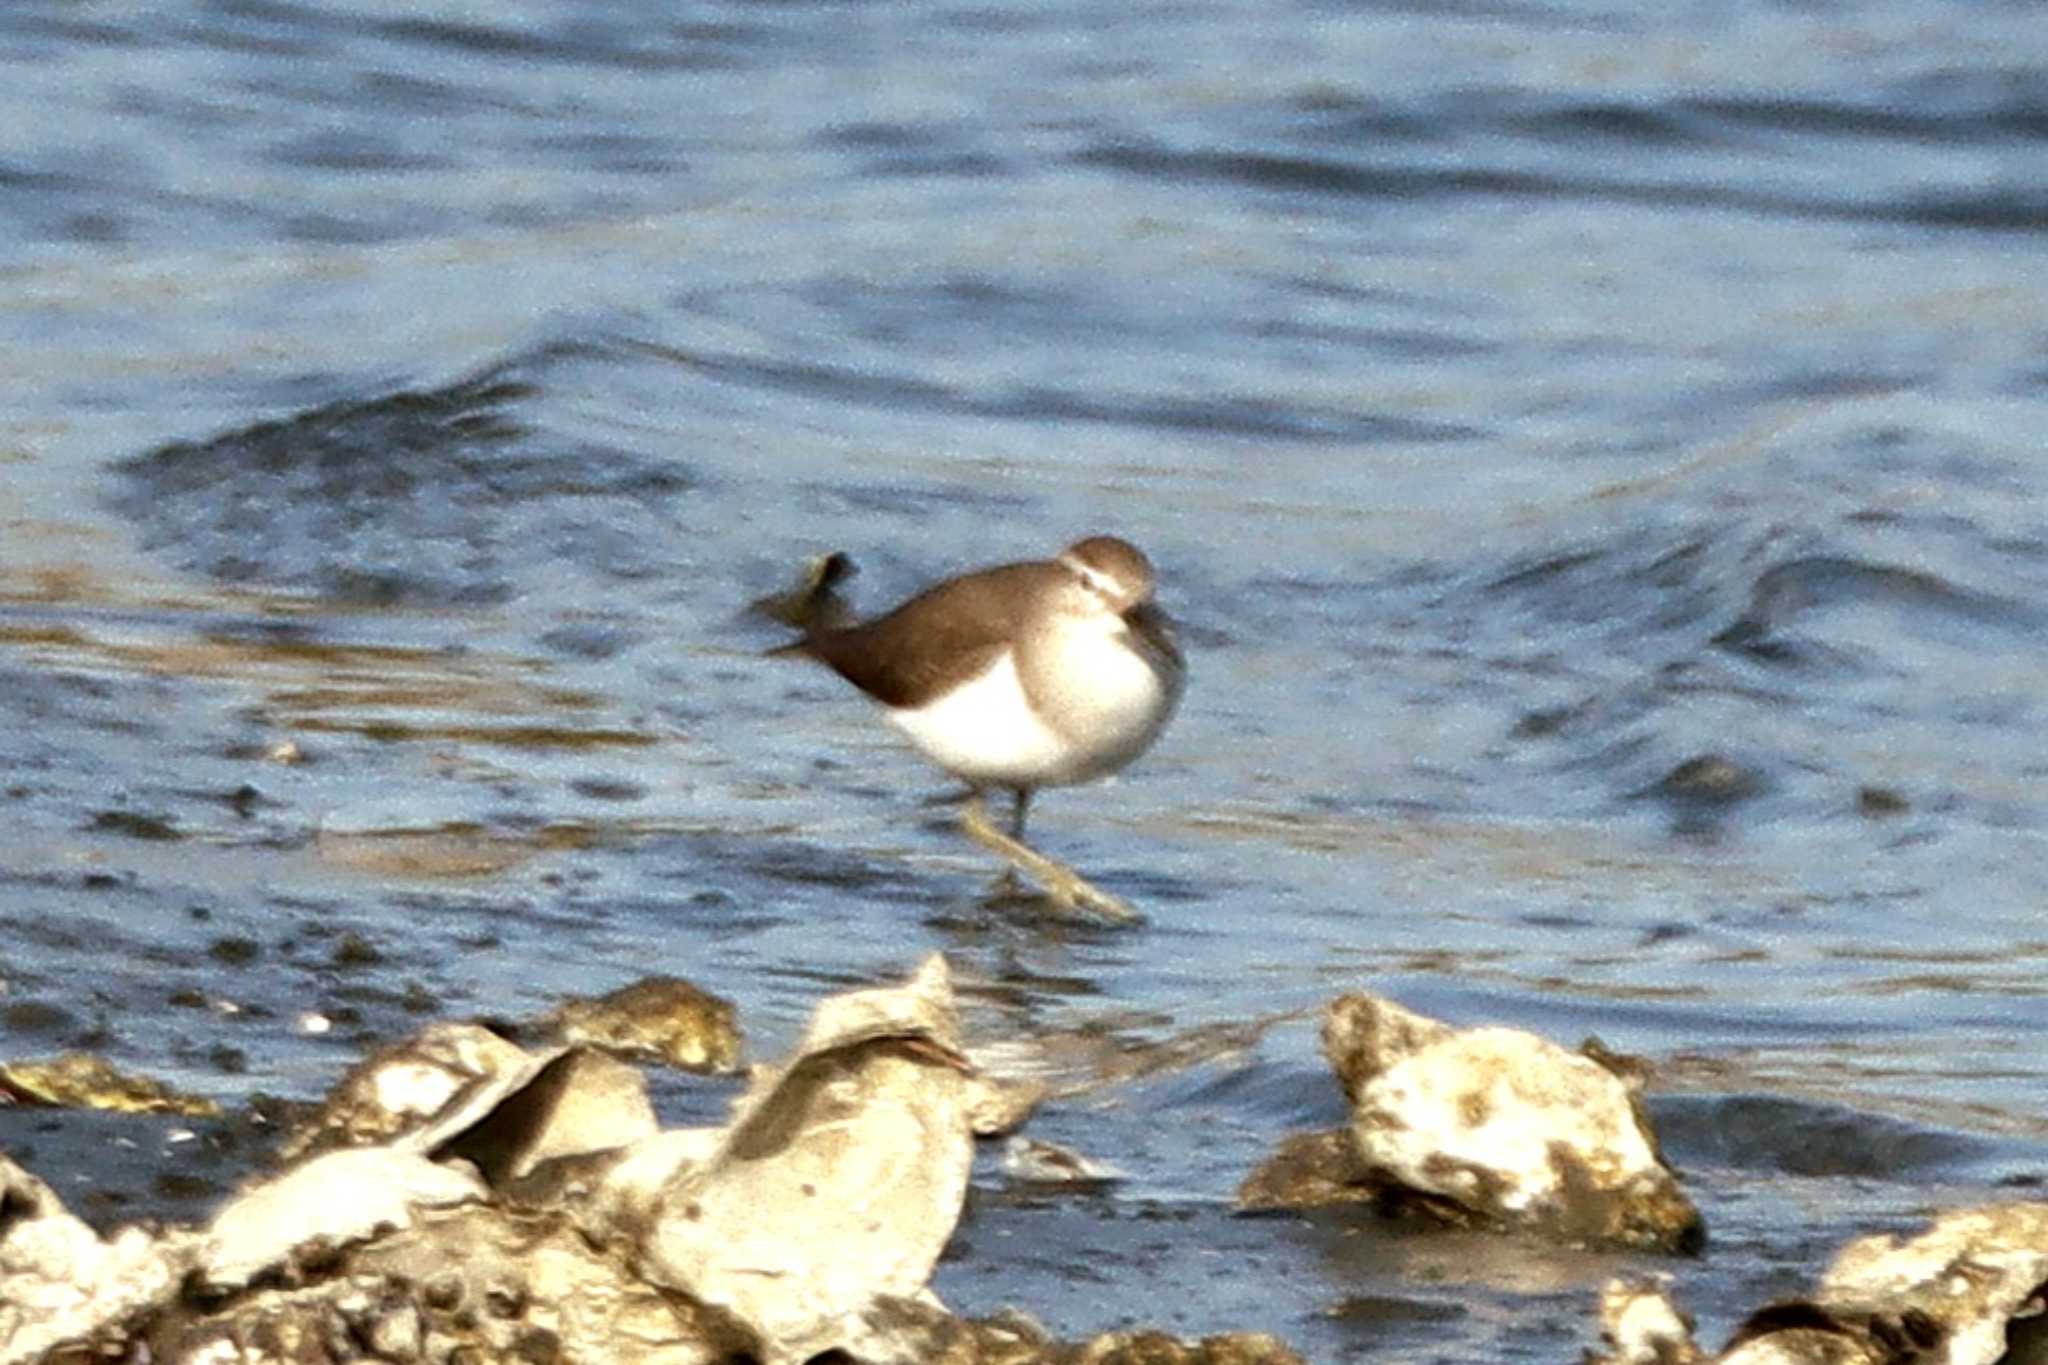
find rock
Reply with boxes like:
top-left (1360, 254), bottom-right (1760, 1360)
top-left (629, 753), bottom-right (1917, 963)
top-left (1319, 994), bottom-right (1455, 1106)
top-left (426, 1045), bottom-right (661, 1187)
top-left (275, 1020), bottom-right (533, 1163)
top-left (1728, 1201), bottom-right (2048, 1365)
top-left (1245, 993), bottom-right (1702, 1252)
top-left (586, 1127), bottom-right (727, 1234)
top-left (966, 1070), bottom-right (1048, 1137)
top-left (7, 958), bottom-right (1317, 1365)
top-left (1588, 1201), bottom-right (2048, 1364)
top-left (0, 1153), bottom-right (196, 1365)
top-left (1650, 754), bottom-right (1763, 808)
top-left (1589, 1274), bottom-right (1705, 1364)
top-left (632, 954), bottom-right (977, 1364)
top-left (1070, 1330), bottom-right (1307, 1363)
top-left (1237, 1130), bottom-right (1376, 1213)
top-left (198, 1145), bottom-right (488, 1292)
top-left (542, 975), bottom-right (742, 1074)
top-left (1338, 995), bottom-right (1700, 1250)
top-left (0, 1051), bottom-right (221, 1117)
top-left (148, 1200), bottom-right (744, 1365)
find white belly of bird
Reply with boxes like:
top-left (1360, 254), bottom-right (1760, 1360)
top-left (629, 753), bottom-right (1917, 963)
top-left (885, 624), bottom-right (1177, 789)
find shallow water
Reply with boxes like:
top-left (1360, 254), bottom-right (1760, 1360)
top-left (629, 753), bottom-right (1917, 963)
top-left (5, 0), bottom-right (2048, 1358)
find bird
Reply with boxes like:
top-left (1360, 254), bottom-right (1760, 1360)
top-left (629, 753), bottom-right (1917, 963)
top-left (768, 534), bottom-right (1184, 921)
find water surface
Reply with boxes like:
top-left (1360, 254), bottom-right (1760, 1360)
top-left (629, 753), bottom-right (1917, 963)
top-left (4, 1), bottom-right (2048, 1358)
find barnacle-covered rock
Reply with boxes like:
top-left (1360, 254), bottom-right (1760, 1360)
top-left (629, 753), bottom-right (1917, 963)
top-left (0, 1154), bottom-right (195, 1365)
top-left (276, 1020), bottom-right (532, 1162)
top-left (1243, 992), bottom-right (1701, 1252)
top-left (541, 975), bottom-right (741, 1074)
top-left (630, 954), bottom-right (977, 1364)
top-left (0, 1051), bottom-right (219, 1117)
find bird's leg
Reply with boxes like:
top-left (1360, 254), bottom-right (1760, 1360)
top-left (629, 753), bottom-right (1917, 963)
top-left (983, 786), bottom-right (1030, 897)
top-left (960, 790), bottom-right (1140, 924)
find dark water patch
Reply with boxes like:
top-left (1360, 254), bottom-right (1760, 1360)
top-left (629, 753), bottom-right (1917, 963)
top-left (1078, 135), bottom-right (2048, 234)
top-left (108, 358), bottom-right (692, 607)
top-left (1652, 1093), bottom-right (1994, 1180)
top-left (0, 1000), bottom-right (77, 1036)
top-left (635, 332), bottom-right (1475, 445)
top-left (1249, 314), bottom-right (1498, 362)
top-left (1504, 98), bottom-right (1710, 148)
top-left (1075, 139), bottom-right (1554, 204)
top-left (185, 8), bottom-right (332, 59)
top-left (1690, 71), bottom-right (2048, 148)
top-left (1282, 79), bottom-right (2048, 168)
top-left (568, 776), bottom-right (646, 803)
top-left (817, 119), bottom-right (1007, 179)
top-left (1477, 521), bottom-right (2048, 707)
top-left (990, 384), bottom-right (1474, 444)
top-left (1326, 1293), bottom-right (1470, 1329)
top-left (658, 830), bottom-right (931, 903)
top-left (295, 717), bottom-right (654, 750)
top-left (373, 15), bottom-right (580, 62)
top-left (633, 335), bottom-right (966, 416)
top-left (88, 809), bottom-right (184, 841)
top-left (1143, 1053), bottom-right (1344, 1130)
top-left (355, 68), bottom-right (521, 118)
top-left (1896, 187), bottom-right (2048, 233)
top-left (536, 621), bottom-right (644, 660)
top-left (269, 128), bottom-right (454, 174)
top-left (372, 13), bottom-right (757, 73)
top-left (280, 210), bottom-right (413, 246)
top-left (528, 129), bottom-right (687, 176)
top-left (0, 12), bottom-right (145, 50)
top-left (1481, 520), bottom-right (1759, 642)
top-left (207, 936), bottom-right (262, 967)
top-left (1277, 88), bottom-right (1456, 144)
top-left (1712, 554), bottom-right (2046, 663)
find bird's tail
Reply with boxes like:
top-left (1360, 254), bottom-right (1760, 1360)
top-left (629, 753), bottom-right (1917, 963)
top-left (752, 550), bottom-right (859, 644)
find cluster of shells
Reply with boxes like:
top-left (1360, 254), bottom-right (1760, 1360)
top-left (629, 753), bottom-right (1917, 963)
top-left (4, 962), bottom-right (2044, 1364)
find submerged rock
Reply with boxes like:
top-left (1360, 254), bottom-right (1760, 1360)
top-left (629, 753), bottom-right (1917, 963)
top-left (541, 974), bottom-right (742, 1074)
top-left (1242, 993), bottom-right (1702, 1252)
top-left (1590, 1201), bottom-right (2048, 1364)
top-left (0, 1051), bottom-right (221, 1117)
top-left (1238, 1129), bottom-right (1378, 1214)
top-left (1002, 1135), bottom-right (1125, 1189)
top-left (1591, 1275), bottom-right (1706, 1365)
top-left (1061, 1331), bottom-right (1306, 1363)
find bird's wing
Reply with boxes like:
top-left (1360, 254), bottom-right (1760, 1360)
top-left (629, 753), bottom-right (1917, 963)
top-left (796, 561), bottom-right (1053, 708)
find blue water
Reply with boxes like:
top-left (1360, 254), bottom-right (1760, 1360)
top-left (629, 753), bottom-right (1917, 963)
top-left (4, 1), bottom-right (2048, 1358)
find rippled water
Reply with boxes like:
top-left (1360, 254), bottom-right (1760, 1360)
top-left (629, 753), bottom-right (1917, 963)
top-left (4, 0), bottom-right (2048, 1358)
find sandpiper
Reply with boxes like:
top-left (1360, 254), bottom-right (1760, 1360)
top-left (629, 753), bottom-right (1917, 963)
top-left (771, 535), bottom-right (1184, 921)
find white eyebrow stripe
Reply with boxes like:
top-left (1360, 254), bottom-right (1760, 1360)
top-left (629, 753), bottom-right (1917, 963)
top-left (1057, 553), bottom-right (1120, 597)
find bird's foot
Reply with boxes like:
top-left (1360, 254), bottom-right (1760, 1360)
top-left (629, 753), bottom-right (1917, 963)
top-left (960, 796), bottom-right (1142, 925)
